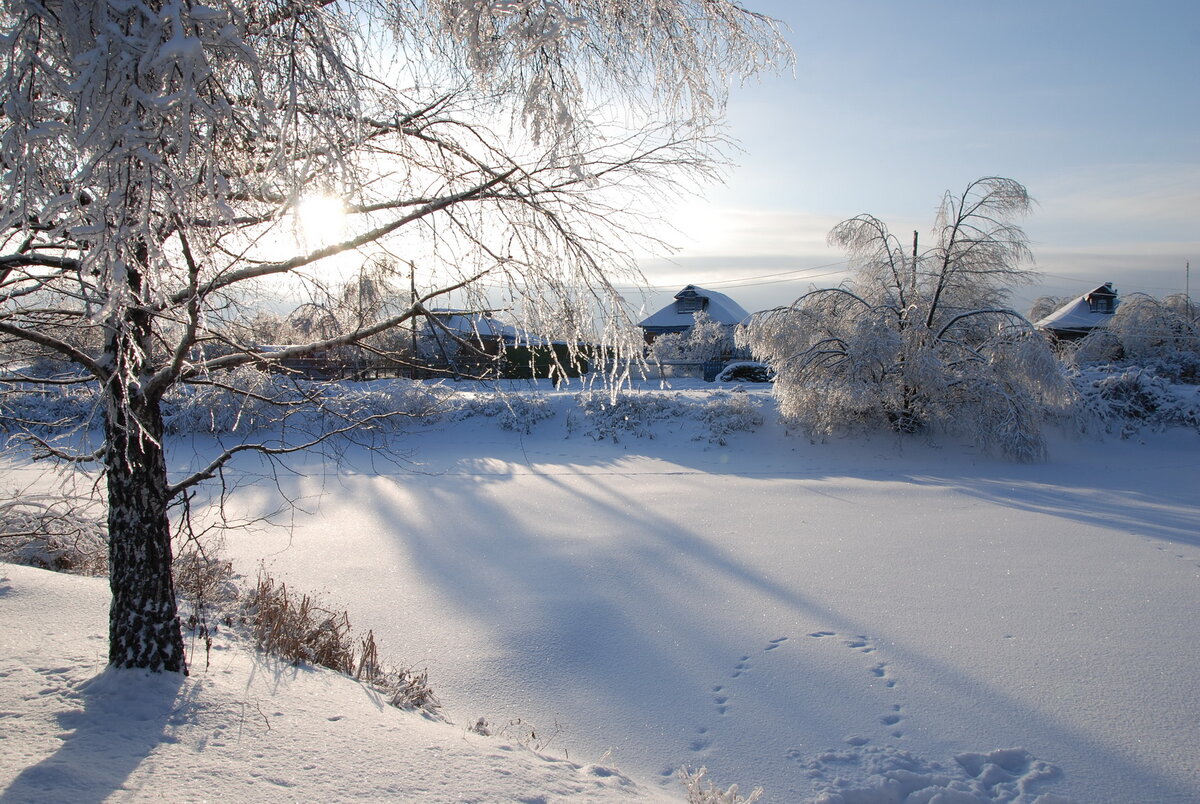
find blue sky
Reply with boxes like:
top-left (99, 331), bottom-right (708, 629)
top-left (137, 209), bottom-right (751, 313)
top-left (634, 0), bottom-right (1200, 316)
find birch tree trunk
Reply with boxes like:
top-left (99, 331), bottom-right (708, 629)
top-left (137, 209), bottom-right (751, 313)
top-left (105, 391), bottom-right (184, 672)
top-left (103, 254), bottom-right (185, 672)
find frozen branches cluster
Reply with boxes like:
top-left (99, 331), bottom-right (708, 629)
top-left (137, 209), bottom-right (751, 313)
top-left (650, 309), bottom-right (736, 363)
top-left (0, 485), bottom-right (107, 574)
top-left (575, 388), bottom-right (762, 444)
top-left (741, 178), bottom-right (1071, 461)
top-left (1074, 293), bottom-right (1200, 383)
top-left (1072, 367), bottom-right (1200, 436)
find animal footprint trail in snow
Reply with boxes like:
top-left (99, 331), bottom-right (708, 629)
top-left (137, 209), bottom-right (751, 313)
top-left (712, 685), bottom-right (729, 716)
top-left (806, 628), bottom-right (906, 743)
top-left (682, 635), bottom-right (795, 767)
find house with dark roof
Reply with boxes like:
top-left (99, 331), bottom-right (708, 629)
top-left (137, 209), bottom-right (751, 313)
top-left (1035, 283), bottom-right (1119, 340)
top-left (637, 285), bottom-right (750, 343)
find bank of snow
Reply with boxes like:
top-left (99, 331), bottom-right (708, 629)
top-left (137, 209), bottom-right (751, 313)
top-left (0, 563), bottom-right (672, 803)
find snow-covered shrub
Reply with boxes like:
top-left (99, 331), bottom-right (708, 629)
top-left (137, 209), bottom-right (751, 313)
top-left (1071, 327), bottom-right (1124, 365)
top-left (0, 382), bottom-right (102, 434)
top-left (315, 379), bottom-right (451, 428)
top-left (679, 766), bottom-right (762, 804)
top-left (0, 488), bottom-right (107, 575)
top-left (574, 390), bottom-right (764, 444)
top-left (451, 391), bottom-right (554, 433)
top-left (697, 391), bottom-right (764, 445)
top-left (1072, 367), bottom-right (1200, 434)
top-left (1073, 293), bottom-right (1200, 384)
top-left (576, 391), bottom-right (683, 441)
top-left (164, 367), bottom-right (290, 434)
top-left (163, 370), bottom-right (451, 435)
top-left (715, 361), bottom-right (774, 383)
top-left (1107, 293), bottom-right (1200, 370)
top-left (1071, 293), bottom-right (1200, 382)
top-left (650, 310), bottom-right (736, 364)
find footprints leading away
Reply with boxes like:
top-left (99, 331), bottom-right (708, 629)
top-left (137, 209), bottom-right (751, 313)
top-left (667, 636), bottom-right (796, 777)
top-left (807, 630), bottom-right (905, 742)
top-left (1146, 537), bottom-right (1200, 573)
top-left (671, 629), bottom-right (908, 781)
top-left (711, 637), bottom-right (789, 720)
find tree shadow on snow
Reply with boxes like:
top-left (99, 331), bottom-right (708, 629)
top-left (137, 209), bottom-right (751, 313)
top-left (209, 414), bottom-right (1200, 801)
top-left (336, 426), bottom-right (1198, 801)
top-left (899, 432), bottom-right (1200, 548)
top-left (1, 669), bottom-right (189, 804)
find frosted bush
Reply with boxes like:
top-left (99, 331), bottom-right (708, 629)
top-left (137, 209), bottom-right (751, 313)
top-left (316, 380), bottom-right (451, 427)
top-left (0, 488), bottom-right (107, 575)
top-left (697, 391), bottom-right (764, 445)
top-left (1072, 367), bottom-right (1200, 435)
top-left (163, 367), bottom-right (288, 434)
top-left (650, 310), bottom-right (736, 363)
top-left (576, 391), bottom-right (683, 441)
top-left (1073, 293), bottom-right (1200, 384)
top-left (451, 391), bottom-right (555, 433)
top-left (575, 390), bottom-right (763, 444)
top-left (163, 371), bottom-right (452, 435)
top-left (0, 383), bottom-right (102, 434)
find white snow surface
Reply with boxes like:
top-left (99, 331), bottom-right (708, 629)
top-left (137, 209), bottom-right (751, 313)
top-left (4, 381), bottom-right (1200, 802)
top-left (0, 564), bottom-right (669, 803)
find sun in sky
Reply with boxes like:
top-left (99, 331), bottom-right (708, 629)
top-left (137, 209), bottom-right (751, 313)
top-left (295, 193), bottom-right (349, 250)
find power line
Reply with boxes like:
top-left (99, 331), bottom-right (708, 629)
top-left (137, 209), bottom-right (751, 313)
top-left (616, 259), bottom-right (851, 291)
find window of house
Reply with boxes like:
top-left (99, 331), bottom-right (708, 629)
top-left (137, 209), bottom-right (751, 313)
top-left (1088, 296), bottom-right (1115, 314)
top-left (675, 295), bottom-right (704, 313)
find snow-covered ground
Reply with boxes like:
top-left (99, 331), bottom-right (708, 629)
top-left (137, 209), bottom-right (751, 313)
top-left (3, 381), bottom-right (1199, 802)
top-left (0, 563), bottom-right (671, 803)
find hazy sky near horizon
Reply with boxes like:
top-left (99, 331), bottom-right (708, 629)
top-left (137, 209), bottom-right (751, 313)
top-left (633, 0), bottom-right (1199, 316)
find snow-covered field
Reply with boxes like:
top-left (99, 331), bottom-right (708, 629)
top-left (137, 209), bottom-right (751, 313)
top-left (3, 381), bottom-right (1199, 802)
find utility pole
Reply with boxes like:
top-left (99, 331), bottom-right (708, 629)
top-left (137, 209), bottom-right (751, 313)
top-left (1188, 261), bottom-right (1194, 322)
top-left (910, 230), bottom-right (919, 296)
top-left (410, 268), bottom-right (418, 376)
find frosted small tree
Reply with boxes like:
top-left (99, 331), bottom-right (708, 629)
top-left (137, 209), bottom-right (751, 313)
top-left (1075, 292), bottom-right (1200, 381)
top-left (650, 310), bottom-right (735, 363)
top-left (0, 0), bottom-right (788, 672)
top-left (741, 177), bottom-right (1070, 460)
top-left (1028, 295), bottom-right (1069, 323)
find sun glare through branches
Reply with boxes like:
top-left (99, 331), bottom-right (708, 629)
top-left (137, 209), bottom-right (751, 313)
top-left (295, 194), bottom-right (349, 250)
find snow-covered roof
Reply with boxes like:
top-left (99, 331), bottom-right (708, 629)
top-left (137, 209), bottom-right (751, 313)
top-left (424, 310), bottom-right (522, 344)
top-left (637, 284), bottom-right (750, 331)
top-left (1034, 283), bottom-right (1118, 336)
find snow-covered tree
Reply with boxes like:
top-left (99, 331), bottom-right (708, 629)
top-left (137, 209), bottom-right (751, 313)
top-left (1028, 295), bottom-right (1068, 323)
top-left (0, 0), bottom-right (788, 672)
top-left (649, 310), bottom-right (735, 363)
top-left (1075, 292), bottom-right (1200, 382)
top-left (740, 177), bottom-right (1070, 461)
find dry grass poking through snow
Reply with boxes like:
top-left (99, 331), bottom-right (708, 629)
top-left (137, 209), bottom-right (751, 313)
top-left (247, 571), bottom-right (439, 713)
top-left (679, 766), bottom-right (762, 803)
top-left (0, 491), bottom-right (443, 717)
